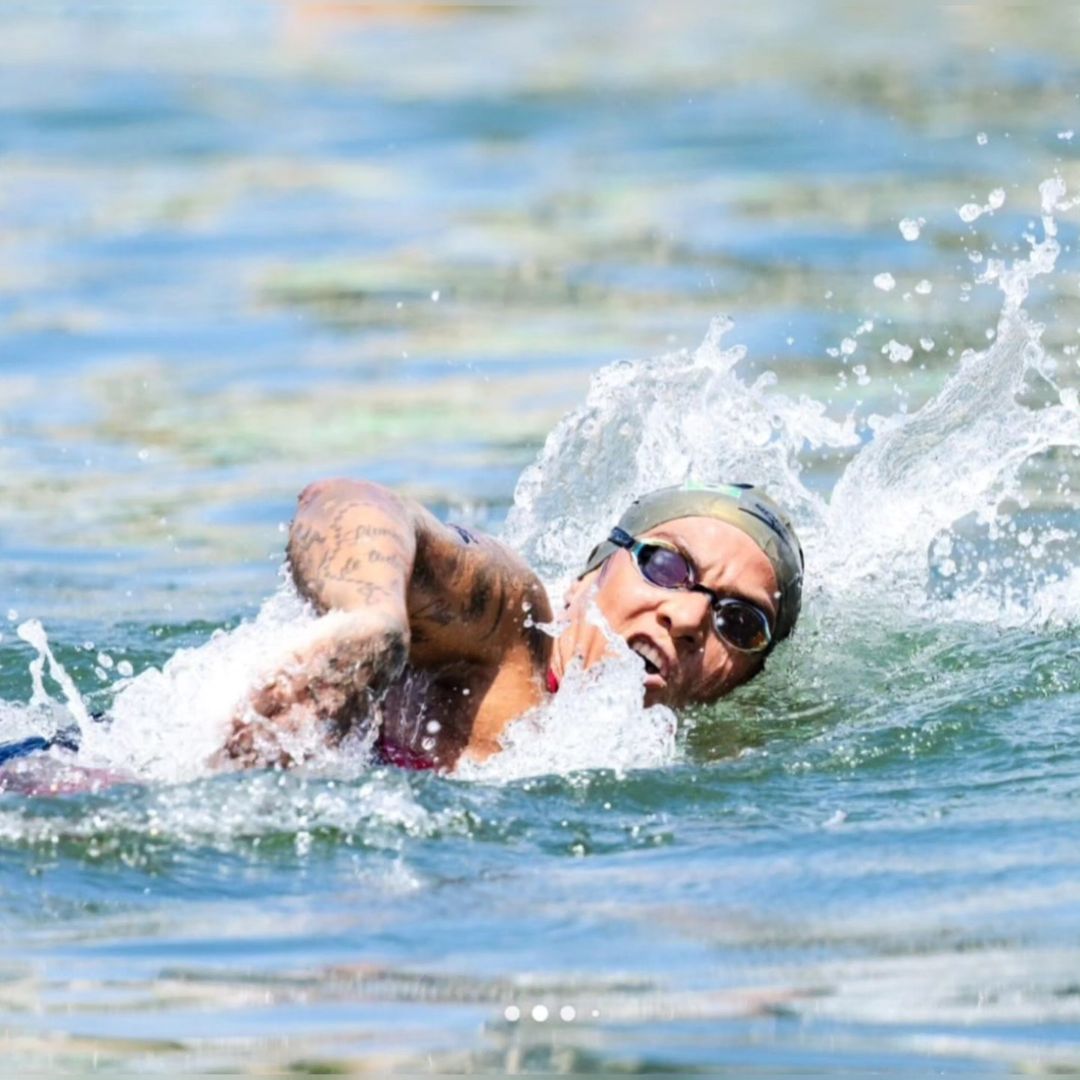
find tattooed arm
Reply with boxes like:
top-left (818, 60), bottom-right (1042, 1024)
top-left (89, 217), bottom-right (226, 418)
top-left (286, 478), bottom-right (417, 638)
top-left (222, 478), bottom-right (553, 767)
top-left (286, 478), bottom-right (551, 663)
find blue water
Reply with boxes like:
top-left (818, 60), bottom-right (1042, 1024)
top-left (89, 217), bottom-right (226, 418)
top-left (2, 2), bottom-right (1080, 1074)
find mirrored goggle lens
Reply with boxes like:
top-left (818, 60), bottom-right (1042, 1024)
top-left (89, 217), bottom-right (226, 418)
top-left (713, 601), bottom-right (771, 652)
top-left (636, 544), bottom-right (693, 589)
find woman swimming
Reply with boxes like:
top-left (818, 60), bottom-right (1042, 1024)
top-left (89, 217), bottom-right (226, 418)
top-left (219, 478), bottom-right (804, 772)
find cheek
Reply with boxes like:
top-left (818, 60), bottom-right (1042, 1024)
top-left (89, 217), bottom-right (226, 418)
top-left (591, 560), bottom-right (648, 627)
top-left (682, 640), bottom-right (746, 703)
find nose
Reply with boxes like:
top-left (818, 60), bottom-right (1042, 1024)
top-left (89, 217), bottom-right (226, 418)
top-left (657, 590), bottom-right (713, 650)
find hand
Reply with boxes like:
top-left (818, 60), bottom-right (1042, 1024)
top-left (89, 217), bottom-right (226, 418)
top-left (222, 611), bottom-right (409, 768)
top-left (552, 580), bottom-right (621, 679)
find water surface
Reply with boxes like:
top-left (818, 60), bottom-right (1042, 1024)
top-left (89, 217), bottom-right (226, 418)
top-left (2, 2), bottom-right (1080, 1074)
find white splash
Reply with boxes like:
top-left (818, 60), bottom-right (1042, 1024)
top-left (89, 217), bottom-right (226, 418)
top-left (458, 601), bottom-right (676, 783)
top-left (15, 619), bottom-right (91, 729)
top-left (78, 586), bottom-right (320, 783)
top-left (826, 177), bottom-right (1080, 611)
top-left (502, 315), bottom-right (856, 590)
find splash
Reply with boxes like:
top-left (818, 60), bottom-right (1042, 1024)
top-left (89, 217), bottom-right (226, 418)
top-left (457, 597), bottom-right (677, 783)
top-left (485, 177), bottom-right (1080, 775)
top-left (502, 316), bottom-right (856, 590)
top-left (825, 177), bottom-right (1080, 616)
top-left (16, 619), bottom-right (91, 730)
top-left (3, 179), bottom-right (1078, 790)
top-left (78, 586), bottom-right (326, 783)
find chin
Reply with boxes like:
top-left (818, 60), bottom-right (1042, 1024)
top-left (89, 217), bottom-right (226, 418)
top-left (642, 685), bottom-right (672, 709)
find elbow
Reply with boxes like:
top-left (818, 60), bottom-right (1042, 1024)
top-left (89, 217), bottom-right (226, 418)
top-left (296, 477), bottom-right (384, 508)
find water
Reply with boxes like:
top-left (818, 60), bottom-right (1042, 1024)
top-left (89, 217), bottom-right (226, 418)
top-left (2, 2), bottom-right (1080, 1074)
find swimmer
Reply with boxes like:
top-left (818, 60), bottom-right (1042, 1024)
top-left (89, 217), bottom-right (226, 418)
top-left (221, 479), bottom-right (803, 772)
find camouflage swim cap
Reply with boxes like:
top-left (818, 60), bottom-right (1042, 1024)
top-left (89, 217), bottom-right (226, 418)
top-left (582, 482), bottom-right (804, 644)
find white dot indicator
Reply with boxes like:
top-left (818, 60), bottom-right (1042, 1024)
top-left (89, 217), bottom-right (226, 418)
top-left (531, 1005), bottom-right (549, 1022)
top-left (560, 1005), bottom-right (576, 1022)
top-left (504, 1005), bottom-right (520, 1022)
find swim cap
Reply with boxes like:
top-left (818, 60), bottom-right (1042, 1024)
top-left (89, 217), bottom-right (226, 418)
top-left (581, 482), bottom-right (804, 644)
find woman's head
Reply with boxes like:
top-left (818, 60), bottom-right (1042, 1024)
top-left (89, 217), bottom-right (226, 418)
top-left (560, 483), bottom-right (804, 707)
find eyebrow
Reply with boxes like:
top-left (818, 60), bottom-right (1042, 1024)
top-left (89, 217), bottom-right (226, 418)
top-left (653, 528), bottom-right (777, 615)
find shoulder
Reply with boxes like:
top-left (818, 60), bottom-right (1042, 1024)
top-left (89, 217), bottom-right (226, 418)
top-left (407, 517), bottom-right (553, 670)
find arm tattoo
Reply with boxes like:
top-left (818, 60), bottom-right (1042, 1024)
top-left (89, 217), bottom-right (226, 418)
top-left (327, 580), bottom-right (391, 606)
top-left (367, 549), bottom-right (406, 569)
top-left (287, 489), bottom-right (414, 611)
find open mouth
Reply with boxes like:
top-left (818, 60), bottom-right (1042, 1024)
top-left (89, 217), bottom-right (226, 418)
top-left (628, 637), bottom-right (668, 683)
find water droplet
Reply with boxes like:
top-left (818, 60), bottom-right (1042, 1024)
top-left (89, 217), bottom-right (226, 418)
top-left (840, 337), bottom-right (857, 355)
top-left (976, 131), bottom-right (989, 145)
top-left (899, 217), bottom-right (923, 241)
top-left (504, 1006), bottom-right (521, 1022)
top-left (430, 290), bottom-right (441, 302)
top-left (987, 188), bottom-right (1006, 210)
top-left (919, 337), bottom-right (935, 351)
top-left (1058, 130), bottom-right (1075, 141)
top-left (560, 1005), bottom-right (576, 1022)
top-left (915, 279), bottom-right (933, 295)
top-left (116, 660), bottom-right (134, 678)
top-left (873, 272), bottom-right (896, 292)
top-left (958, 203), bottom-right (983, 223)
top-left (532, 1005), bottom-right (549, 1022)
top-left (882, 340), bottom-right (914, 363)
top-left (137, 448), bottom-right (150, 462)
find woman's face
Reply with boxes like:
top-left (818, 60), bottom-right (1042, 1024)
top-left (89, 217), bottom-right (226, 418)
top-left (561, 516), bottom-right (779, 708)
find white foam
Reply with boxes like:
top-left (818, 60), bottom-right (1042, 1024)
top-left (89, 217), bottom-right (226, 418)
top-left (6, 180), bottom-right (1079, 787)
top-left (78, 585), bottom-right (320, 782)
top-left (457, 615), bottom-right (677, 783)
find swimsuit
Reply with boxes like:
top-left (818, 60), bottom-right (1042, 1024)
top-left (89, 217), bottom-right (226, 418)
top-left (0, 727), bottom-right (81, 767)
top-left (371, 727), bottom-right (437, 771)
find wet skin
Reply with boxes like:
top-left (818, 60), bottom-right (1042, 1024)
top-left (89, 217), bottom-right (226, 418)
top-left (222, 481), bottom-right (777, 771)
top-left (555, 518), bottom-right (778, 710)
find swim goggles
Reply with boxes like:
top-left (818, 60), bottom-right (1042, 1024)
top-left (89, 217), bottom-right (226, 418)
top-left (607, 526), bottom-right (773, 653)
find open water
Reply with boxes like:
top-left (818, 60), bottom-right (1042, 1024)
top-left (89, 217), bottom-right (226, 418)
top-left (2, 2), bottom-right (1080, 1075)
